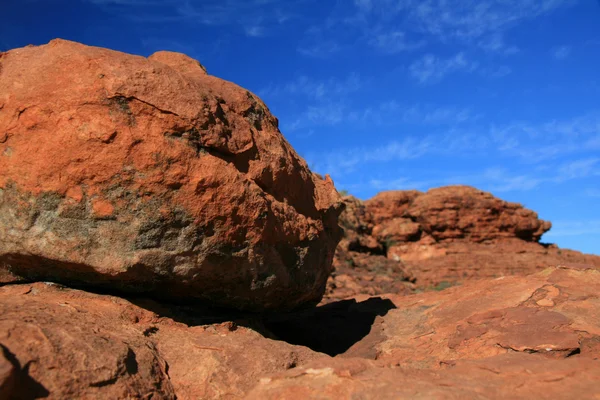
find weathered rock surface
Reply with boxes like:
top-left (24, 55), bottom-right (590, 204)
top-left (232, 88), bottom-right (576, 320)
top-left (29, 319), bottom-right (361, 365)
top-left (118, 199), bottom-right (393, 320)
top-left (324, 195), bottom-right (414, 303)
top-left (0, 282), bottom-right (323, 399)
top-left (328, 186), bottom-right (600, 298)
top-left (367, 186), bottom-right (552, 243)
top-left (0, 39), bottom-right (343, 311)
top-left (249, 266), bottom-right (600, 399)
top-left (1, 266), bottom-right (599, 398)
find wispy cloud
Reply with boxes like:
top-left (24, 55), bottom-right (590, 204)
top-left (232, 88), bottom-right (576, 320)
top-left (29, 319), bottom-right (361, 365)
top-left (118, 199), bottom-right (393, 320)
top-left (545, 220), bottom-right (600, 237)
top-left (409, 52), bottom-right (478, 84)
top-left (297, 41), bottom-right (342, 58)
top-left (87, 0), bottom-right (307, 37)
top-left (308, 111), bottom-right (600, 192)
top-left (348, 102), bottom-right (480, 127)
top-left (552, 45), bottom-right (572, 60)
top-left (245, 26), bottom-right (265, 37)
top-left (361, 0), bottom-right (575, 42)
top-left (260, 73), bottom-right (363, 100)
top-left (478, 33), bottom-right (519, 55)
top-left (492, 112), bottom-right (600, 162)
top-left (368, 31), bottom-right (426, 54)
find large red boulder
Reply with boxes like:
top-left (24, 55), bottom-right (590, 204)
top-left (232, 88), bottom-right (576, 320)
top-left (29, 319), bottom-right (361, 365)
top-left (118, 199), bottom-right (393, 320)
top-left (0, 39), bottom-right (343, 311)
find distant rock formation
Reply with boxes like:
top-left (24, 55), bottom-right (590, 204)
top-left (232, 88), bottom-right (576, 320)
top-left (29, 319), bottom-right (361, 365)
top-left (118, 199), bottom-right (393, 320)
top-left (325, 185), bottom-right (600, 300)
top-left (0, 39), bottom-right (343, 311)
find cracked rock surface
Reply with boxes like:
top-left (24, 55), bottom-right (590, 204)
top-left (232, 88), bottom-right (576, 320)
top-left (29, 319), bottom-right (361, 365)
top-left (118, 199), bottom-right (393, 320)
top-left (1, 265), bottom-right (598, 399)
top-left (0, 39), bottom-right (343, 311)
top-left (250, 265), bottom-right (600, 399)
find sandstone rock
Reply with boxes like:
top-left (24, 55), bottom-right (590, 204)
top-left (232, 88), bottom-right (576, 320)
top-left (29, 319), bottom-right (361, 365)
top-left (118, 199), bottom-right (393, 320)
top-left (346, 266), bottom-right (600, 364)
top-left (325, 195), bottom-right (413, 303)
top-left (0, 39), bottom-right (343, 311)
top-left (365, 190), bottom-right (421, 225)
top-left (397, 239), bottom-right (600, 287)
top-left (249, 266), bottom-right (600, 399)
top-left (247, 353), bottom-right (600, 399)
top-left (367, 186), bottom-right (551, 243)
top-left (0, 282), bottom-right (323, 399)
top-left (328, 186), bottom-right (600, 297)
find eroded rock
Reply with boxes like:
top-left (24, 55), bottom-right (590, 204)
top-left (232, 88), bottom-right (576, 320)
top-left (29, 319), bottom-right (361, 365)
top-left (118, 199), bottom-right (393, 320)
top-left (329, 186), bottom-right (600, 295)
top-left (0, 282), bottom-right (323, 399)
top-left (250, 266), bottom-right (600, 399)
top-left (0, 39), bottom-right (343, 311)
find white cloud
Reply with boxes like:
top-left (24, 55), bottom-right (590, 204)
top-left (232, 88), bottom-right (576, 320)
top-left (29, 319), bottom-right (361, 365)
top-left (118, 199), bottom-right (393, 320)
top-left (556, 158), bottom-right (600, 181)
top-left (348, 102), bottom-right (480, 127)
top-left (585, 188), bottom-right (600, 198)
top-left (297, 41), bottom-right (342, 58)
top-left (245, 26), bottom-right (265, 37)
top-left (260, 74), bottom-right (363, 100)
top-left (552, 45), bottom-right (572, 60)
top-left (478, 33), bottom-right (519, 55)
top-left (348, 0), bottom-right (574, 56)
top-left (368, 31), bottom-right (426, 54)
top-left (409, 52), bottom-right (478, 84)
top-left (376, 0), bottom-right (574, 42)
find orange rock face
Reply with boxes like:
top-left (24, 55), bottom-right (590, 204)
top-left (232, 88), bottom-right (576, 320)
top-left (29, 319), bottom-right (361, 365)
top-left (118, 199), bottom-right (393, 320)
top-left (0, 40), bottom-right (343, 311)
top-left (328, 186), bottom-right (600, 297)
top-left (324, 195), bottom-right (414, 303)
top-left (367, 186), bottom-right (552, 243)
top-left (0, 282), bottom-right (322, 399)
top-left (249, 266), bottom-right (600, 399)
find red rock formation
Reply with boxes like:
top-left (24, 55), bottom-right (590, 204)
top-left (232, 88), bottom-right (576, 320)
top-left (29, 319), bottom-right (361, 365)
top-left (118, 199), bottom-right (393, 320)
top-left (324, 195), bottom-right (414, 303)
top-left (249, 266), bottom-right (600, 399)
top-left (328, 186), bottom-right (600, 296)
top-left (3, 266), bottom-right (599, 399)
top-left (0, 282), bottom-right (322, 399)
top-left (367, 186), bottom-right (551, 243)
top-left (0, 40), bottom-right (343, 311)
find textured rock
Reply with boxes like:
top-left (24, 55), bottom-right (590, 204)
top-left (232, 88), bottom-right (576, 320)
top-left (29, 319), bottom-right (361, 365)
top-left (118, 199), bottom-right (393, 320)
top-left (0, 282), bottom-right (322, 399)
top-left (346, 265), bottom-right (600, 364)
top-left (2, 266), bottom-right (599, 398)
top-left (325, 195), bottom-right (413, 303)
top-left (0, 39), bottom-right (343, 311)
top-left (394, 239), bottom-right (600, 287)
top-left (366, 186), bottom-right (552, 243)
top-left (247, 354), bottom-right (600, 399)
top-left (249, 266), bottom-right (600, 399)
top-left (328, 186), bottom-right (600, 297)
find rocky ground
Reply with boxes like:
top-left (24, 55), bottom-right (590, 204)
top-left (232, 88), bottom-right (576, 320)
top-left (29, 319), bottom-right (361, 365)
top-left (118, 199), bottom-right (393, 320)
top-left (1, 40), bottom-right (599, 399)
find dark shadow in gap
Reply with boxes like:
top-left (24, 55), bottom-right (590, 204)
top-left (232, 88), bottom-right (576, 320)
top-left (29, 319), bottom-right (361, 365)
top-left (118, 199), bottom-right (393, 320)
top-left (263, 297), bottom-right (396, 357)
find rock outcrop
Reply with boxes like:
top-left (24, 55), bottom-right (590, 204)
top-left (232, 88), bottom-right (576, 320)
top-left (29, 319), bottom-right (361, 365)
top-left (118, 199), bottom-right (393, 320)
top-left (2, 266), bottom-right (599, 399)
top-left (0, 39), bottom-right (343, 311)
top-left (249, 265), bottom-right (600, 399)
top-left (328, 186), bottom-right (600, 298)
top-left (367, 186), bottom-right (552, 243)
top-left (324, 195), bottom-right (414, 303)
top-left (0, 282), bottom-right (322, 399)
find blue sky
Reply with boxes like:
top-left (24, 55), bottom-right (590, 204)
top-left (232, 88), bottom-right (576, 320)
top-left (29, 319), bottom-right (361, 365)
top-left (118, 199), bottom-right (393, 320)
top-left (1, 0), bottom-right (599, 255)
